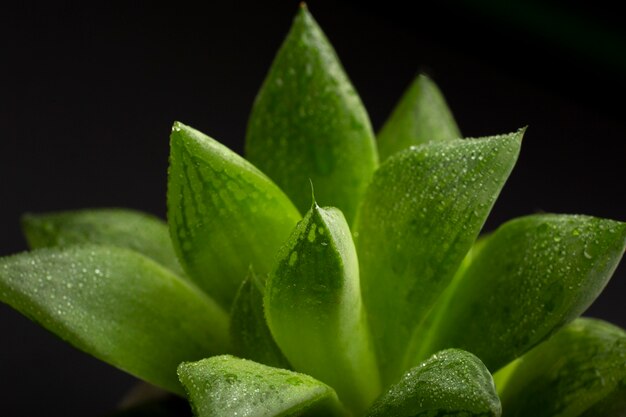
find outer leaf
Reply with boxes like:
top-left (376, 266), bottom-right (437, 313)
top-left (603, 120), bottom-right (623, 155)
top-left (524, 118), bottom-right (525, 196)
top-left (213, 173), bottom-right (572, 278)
top-left (0, 245), bottom-right (229, 395)
top-left (168, 122), bottom-right (301, 309)
top-left (22, 208), bottom-right (185, 276)
top-left (377, 74), bottom-right (461, 161)
top-left (367, 349), bottom-right (501, 417)
top-left (497, 318), bottom-right (626, 417)
top-left (421, 214), bottom-right (626, 371)
top-left (354, 130), bottom-right (523, 385)
top-left (230, 273), bottom-right (290, 369)
top-left (177, 355), bottom-right (347, 417)
top-left (265, 203), bottom-right (380, 414)
top-left (245, 5), bottom-right (378, 225)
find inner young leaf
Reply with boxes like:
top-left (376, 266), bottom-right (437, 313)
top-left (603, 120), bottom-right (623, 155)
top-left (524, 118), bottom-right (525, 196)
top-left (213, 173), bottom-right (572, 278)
top-left (265, 202), bottom-right (381, 414)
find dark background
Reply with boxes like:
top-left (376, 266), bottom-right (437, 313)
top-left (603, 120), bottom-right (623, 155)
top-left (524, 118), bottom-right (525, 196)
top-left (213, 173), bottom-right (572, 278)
top-left (1, 1), bottom-right (624, 415)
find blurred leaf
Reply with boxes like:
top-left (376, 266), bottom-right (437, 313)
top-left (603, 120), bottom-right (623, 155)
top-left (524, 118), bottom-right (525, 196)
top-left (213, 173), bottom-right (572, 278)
top-left (22, 208), bottom-right (185, 277)
top-left (0, 245), bottom-right (229, 395)
top-left (168, 122), bottom-right (300, 309)
top-left (377, 74), bottom-right (460, 161)
top-left (178, 355), bottom-right (347, 417)
top-left (265, 202), bottom-right (380, 414)
top-left (230, 272), bottom-right (290, 369)
top-left (367, 349), bottom-right (501, 417)
top-left (421, 215), bottom-right (626, 371)
top-left (497, 318), bottom-right (626, 417)
top-left (245, 5), bottom-right (378, 225)
top-left (354, 130), bottom-right (523, 385)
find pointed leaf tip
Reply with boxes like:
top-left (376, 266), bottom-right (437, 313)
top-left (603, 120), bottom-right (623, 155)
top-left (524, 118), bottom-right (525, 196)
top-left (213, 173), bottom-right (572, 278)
top-left (377, 73), bottom-right (461, 160)
top-left (168, 122), bottom-right (300, 309)
top-left (245, 5), bottom-right (378, 225)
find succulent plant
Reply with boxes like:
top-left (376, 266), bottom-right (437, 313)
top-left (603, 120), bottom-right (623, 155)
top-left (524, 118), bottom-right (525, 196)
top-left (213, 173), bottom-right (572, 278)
top-left (1, 5), bottom-right (625, 417)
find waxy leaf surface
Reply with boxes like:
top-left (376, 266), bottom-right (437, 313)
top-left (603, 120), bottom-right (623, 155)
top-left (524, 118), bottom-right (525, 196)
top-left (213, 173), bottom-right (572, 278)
top-left (168, 122), bottom-right (301, 309)
top-left (265, 203), bottom-right (380, 414)
top-left (354, 131), bottom-right (523, 385)
top-left (367, 349), bottom-right (501, 417)
top-left (497, 318), bottom-right (626, 417)
top-left (245, 6), bottom-right (378, 225)
top-left (178, 355), bottom-right (346, 417)
top-left (0, 245), bottom-right (229, 394)
top-left (377, 74), bottom-right (461, 161)
top-left (230, 273), bottom-right (290, 369)
top-left (421, 214), bottom-right (626, 371)
top-left (22, 208), bottom-right (184, 276)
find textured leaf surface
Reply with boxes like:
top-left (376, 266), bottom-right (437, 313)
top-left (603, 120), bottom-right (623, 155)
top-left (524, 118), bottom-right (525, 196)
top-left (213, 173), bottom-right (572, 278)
top-left (497, 318), bottom-right (626, 417)
top-left (377, 74), bottom-right (460, 161)
top-left (354, 130), bottom-right (522, 385)
top-left (0, 245), bottom-right (229, 394)
top-left (265, 203), bottom-right (380, 414)
top-left (230, 273), bottom-right (290, 369)
top-left (421, 214), bottom-right (626, 371)
top-left (245, 5), bottom-right (378, 225)
top-left (168, 122), bottom-right (301, 309)
top-left (367, 349), bottom-right (501, 417)
top-left (178, 355), bottom-right (347, 417)
top-left (22, 208), bottom-right (184, 276)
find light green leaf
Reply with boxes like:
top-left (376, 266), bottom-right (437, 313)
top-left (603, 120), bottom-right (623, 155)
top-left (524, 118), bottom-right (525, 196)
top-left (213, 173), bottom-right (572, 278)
top-left (178, 355), bottom-right (347, 417)
top-left (265, 202), bottom-right (381, 414)
top-left (421, 215), bottom-right (626, 372)
top-left (354, 130), bottom-right (523, 385)
top-left (497, 318), bottom-right (626, 417)
top-left (367, 349), bottom-right (501, 417)
top-left (377, 74), bottom-right (461, 161)
top-left (230, 272), bottom-right (290, 369)
top-left (168, 122), bottom-right (301, 309)
top-left (245, 5), bottom-right (378, 225)
top-left (21, 208), bottom-right (185, 277)
top-left (0, 245), bottom-right (229, 395)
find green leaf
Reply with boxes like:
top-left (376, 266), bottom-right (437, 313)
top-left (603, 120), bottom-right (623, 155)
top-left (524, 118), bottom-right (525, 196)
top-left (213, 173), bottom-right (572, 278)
top-left (367, 349), bottom-right (501, 417)
top-left (245, 5), bottom-right (378, 225)
top-left (168, 122), bottom-right (301, 309)
top-left (377, 74), bottom-right (461, 161)
top-left (178, 355), bottom-right (347, 417)
top-left (496, 318), bottom-right (626, 417)
top-left (230, 272), bottom-right (290, 369)
top-left (0, 245), bottom-right (229, 395)
top-left (265, 202), bottom-right (381, 414)
top-left (420, 214), bottom-right (626, 372)
top-left (21, 208), bottom-right (185, 277)
top-left (354, 130), bottom-right (523, 385)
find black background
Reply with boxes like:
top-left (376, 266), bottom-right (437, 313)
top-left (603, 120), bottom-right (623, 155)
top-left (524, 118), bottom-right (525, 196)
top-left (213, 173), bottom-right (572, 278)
top-left (1, 1), bottom-right (625, 416)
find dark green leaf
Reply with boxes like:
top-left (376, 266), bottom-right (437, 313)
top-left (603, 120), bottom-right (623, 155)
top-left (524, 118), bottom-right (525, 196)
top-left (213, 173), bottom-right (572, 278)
top-left (245, 5), bottom-right (378, 225)
top-left (168, 122), bottom-right (301, 309)
top-left (354, 130), bottom-right (523, 385)
top-left (230, 272), bottom-right (290, 369)
top-left (0, 245), bottom-right (229, 395)
top-left (497, 318), bottom-right (626, 417)
top-left (367, 349), bottom-right (501, 417)
top-left (377, 74), bottom-right (461, 161)
top-left (178, 355), bottom-right (347, 417)
top-left (265, 202), bottom-right (381, 414)
top-left (21, 208), bottom-right (184, 277)
top-left (421, 215), bottom-right (626, 371)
